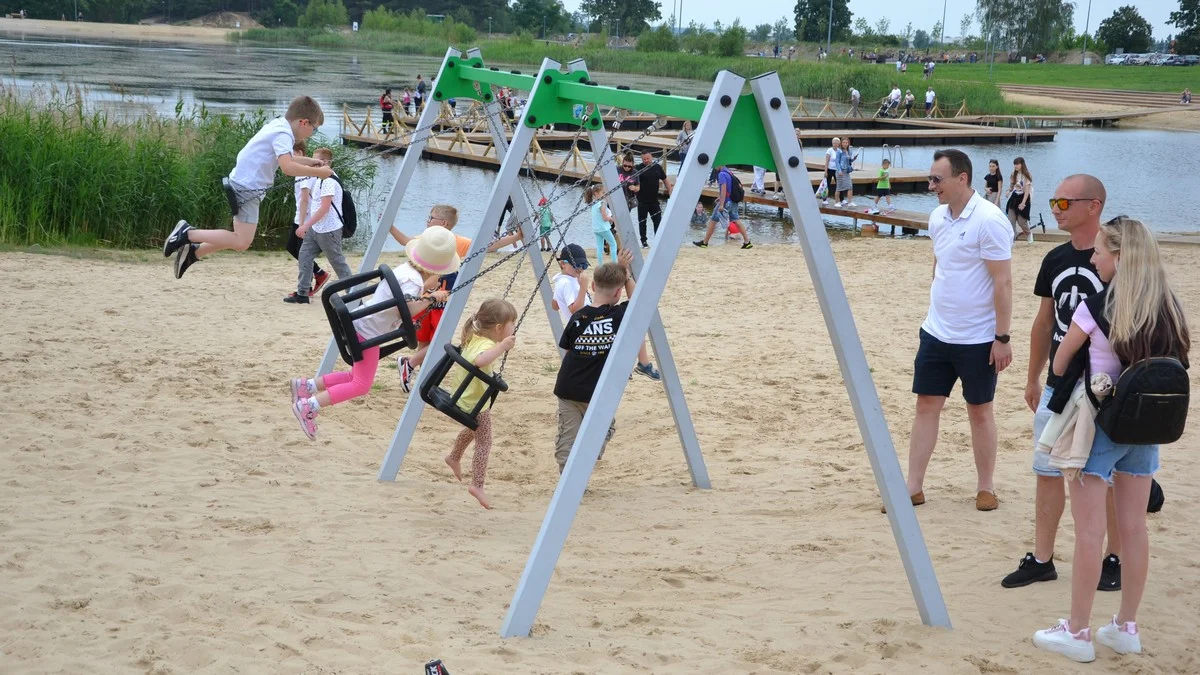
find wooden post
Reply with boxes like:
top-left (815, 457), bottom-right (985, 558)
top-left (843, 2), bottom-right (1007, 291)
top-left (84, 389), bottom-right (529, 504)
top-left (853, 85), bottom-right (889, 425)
top-left (955, 100), bottom-right (968, 118)
top-left (791, 98), bottom-right (811, 117)
top-left (818, 99), bottom-right (835, 117)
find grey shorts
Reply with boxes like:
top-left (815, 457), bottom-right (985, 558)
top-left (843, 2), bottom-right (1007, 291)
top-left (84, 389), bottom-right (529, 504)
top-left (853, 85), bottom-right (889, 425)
top-left (228, 178), bottom-right (262, 225)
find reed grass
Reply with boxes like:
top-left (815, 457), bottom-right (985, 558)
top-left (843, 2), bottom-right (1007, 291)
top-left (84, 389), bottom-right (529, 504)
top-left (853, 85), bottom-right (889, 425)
top-left (0, 84), bottom-right (373, 250)
top-left (235, 29), bottom-right (1017, 114)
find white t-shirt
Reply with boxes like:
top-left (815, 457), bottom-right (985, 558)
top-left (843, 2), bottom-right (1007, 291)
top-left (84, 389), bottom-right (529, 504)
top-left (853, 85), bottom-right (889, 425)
top-left (353, 263), bottom-right (425, 341)
top-left (896, 60), bottom-right (903, 71)
top-left (825, 147), bottom-right (837, 170)
top-left (552, 274), bottom-right (591, 325)
top-left (293, 176), bottom-right (313, 225)
top-left (229, 117), bottom-right (295, 190)
top-left (922, 192), bottom-right (1013, 344)
top-left (926, 90), bottom-right (936, 104)
top-left (890, 88), bottom-right (902, 102)
top-left (307, 176), bottom-right (344, 234)
top-left (850, 88), bottom-right (860, 103)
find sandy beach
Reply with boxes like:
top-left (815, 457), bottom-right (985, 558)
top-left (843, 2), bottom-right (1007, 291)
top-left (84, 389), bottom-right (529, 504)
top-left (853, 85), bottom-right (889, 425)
top-left (2, 237), bottom-right (1198, 674)
top-left (0, 17), bottom-right (236, 44)
top-left (1003, 92), bottom-right (1200, 132)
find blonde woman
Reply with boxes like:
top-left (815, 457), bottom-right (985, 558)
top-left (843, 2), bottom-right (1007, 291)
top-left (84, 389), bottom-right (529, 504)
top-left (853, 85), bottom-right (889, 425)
top-left (1033, 217), bottom-right (1190, 663)
top-left (1006, 157), bottom-right (1034, 243)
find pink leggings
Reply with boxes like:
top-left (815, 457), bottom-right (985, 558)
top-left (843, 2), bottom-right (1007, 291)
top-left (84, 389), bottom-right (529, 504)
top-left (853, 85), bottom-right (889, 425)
top-left (320, 344), bottom-right (380, 405)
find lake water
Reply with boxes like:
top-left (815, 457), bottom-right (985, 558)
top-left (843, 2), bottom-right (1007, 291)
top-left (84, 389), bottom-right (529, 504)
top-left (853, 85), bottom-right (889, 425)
top-left (3, 34), bottom-right (1199, 247)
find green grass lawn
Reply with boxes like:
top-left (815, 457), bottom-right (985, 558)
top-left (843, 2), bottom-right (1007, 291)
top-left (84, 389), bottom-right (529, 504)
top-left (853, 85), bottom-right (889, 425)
top-left (935, 63), bottom-right (1198, 93)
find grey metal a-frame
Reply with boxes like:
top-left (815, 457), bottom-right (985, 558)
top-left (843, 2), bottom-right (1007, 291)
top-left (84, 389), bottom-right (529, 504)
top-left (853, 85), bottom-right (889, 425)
top-left (370, 56), bottom-right (710, 489)
top-left (498, 67), bottom-right (951, 637)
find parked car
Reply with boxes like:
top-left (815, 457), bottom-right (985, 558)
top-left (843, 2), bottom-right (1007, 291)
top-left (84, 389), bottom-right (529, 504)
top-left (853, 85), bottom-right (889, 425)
top-left (1185, 55), bottom-right (1200, 65)
top-left (1104, 53), bottom-right (1126, 65)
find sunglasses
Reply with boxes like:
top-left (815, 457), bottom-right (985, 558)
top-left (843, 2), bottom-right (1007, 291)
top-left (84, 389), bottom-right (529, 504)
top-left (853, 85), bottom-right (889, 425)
top-left (1048, 197), bottom-right (1100, 210)
top-left (927, 175), bottom-right (945, 185)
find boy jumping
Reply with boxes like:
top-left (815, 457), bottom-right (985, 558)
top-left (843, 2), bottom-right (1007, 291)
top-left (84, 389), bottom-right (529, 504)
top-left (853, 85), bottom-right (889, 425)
top-left (164, 95), bottom-right (333, 278)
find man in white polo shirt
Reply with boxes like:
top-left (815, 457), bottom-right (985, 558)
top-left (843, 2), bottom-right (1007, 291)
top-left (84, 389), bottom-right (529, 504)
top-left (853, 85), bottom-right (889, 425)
top-left (901, 148), bottom-right (1013, 513)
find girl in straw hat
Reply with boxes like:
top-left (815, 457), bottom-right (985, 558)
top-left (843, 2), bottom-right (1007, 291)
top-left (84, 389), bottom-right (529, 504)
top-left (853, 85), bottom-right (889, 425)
top-left (289, 226), bottom-right (462, 440)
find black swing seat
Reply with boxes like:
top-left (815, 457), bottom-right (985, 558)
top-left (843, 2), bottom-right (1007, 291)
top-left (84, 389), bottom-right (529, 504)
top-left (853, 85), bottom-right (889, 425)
top-left (321, 264), bottom-right (418, 365)
top-left (419, 343), bottom-right (509, 430)
top-left (220, 177), bottom-right (240, 217)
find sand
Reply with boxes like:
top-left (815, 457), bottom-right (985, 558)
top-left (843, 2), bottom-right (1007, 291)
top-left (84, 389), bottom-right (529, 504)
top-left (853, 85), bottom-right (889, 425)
top-left (2, 239), bottom-right (1199, 674)
top-left (1003, 92), bottom-right (1200, 132)
top-left (0, 17), bottom-right (236, 44)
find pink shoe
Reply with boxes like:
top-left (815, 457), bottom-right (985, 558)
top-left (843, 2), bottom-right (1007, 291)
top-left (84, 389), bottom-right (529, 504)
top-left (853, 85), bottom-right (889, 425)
top-left (292, 398), bottom-right (319, 440)
top-left (290, 377), bottom-right (310, 405)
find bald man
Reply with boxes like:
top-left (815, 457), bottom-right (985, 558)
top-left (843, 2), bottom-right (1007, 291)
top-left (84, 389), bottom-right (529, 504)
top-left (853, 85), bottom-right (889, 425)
top-left (1001, 174), bottom-right (1123, 592)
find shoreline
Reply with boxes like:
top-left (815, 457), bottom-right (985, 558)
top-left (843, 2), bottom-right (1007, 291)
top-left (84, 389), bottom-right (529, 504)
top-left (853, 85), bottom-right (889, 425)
top-left (0, 17), bottom-right (236, 45)
top-left (1001, 92), bottom-right (1200, 132)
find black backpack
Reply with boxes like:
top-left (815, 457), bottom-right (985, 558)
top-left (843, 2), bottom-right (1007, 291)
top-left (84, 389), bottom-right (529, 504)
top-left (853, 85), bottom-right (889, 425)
top-left (322, 175), bottom-right (357, 238)
top-left (724, 170), bottom-right (745, 203)
top-left (1084, 292), bottom-right (1190, 445)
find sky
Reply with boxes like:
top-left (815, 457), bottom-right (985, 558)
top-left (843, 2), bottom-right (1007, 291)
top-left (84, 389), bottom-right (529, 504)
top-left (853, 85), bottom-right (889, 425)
top-left (560, 0), bottom-right (1178, 42)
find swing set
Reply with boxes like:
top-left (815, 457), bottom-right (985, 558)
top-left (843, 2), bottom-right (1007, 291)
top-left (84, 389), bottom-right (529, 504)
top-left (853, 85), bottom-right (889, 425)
top-left (312, 47), bottom-right (953, 639)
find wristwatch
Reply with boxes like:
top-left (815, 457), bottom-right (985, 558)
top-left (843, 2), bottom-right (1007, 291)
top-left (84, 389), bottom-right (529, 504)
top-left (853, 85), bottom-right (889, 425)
top-left (995, 334), bottom-right (1011, 344)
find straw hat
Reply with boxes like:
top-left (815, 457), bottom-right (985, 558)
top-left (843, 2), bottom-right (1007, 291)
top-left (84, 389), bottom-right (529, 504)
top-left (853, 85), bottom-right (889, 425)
top-left (405, 225), bottom-right (462, 275)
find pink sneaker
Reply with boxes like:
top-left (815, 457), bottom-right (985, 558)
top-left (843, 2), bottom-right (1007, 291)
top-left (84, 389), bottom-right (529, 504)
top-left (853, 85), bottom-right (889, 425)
top-left (290, 377), bottom-right (310, 405)
top-left (292, 398), bottom-right (319, 440)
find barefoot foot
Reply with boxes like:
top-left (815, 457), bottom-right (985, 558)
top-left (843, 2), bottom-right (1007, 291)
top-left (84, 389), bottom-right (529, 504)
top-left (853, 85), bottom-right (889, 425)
top-left (468, 486), bottom-right (492, 509)
top-left (444, 455), bottom-right (462, 481)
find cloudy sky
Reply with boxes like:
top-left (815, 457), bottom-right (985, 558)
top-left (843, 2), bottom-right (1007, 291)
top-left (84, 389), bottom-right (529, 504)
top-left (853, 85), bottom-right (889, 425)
top-left (561, 0), bottom-right (1177, 42)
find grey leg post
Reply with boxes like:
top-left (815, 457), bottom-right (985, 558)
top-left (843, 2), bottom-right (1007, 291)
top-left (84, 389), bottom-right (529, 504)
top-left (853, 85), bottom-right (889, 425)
top-left (376, 59), bottom-right (560, 481)
top-left (747, 74), bottom-right (951, 628)
top-left (317, 48), bottom-right (463, 377)
top-left (585, 126), bottom-right (710, 489)
top-left (500, 71), bottom-right (745, 638)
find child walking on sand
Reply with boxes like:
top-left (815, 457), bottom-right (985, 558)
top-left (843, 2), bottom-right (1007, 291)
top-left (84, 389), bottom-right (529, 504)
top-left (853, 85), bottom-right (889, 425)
top-left (1033, 216), bottom-right (1190, 663)
top-left (586, 184), bottom-right (619, 264)
top-left (286, 147), bottom-right (354, 304)
top-left (286, 140), bottom-right (328, 299)
top-left (537, 197), bottom-right (554, 252)
top-left (443, 299), bottom-right (519, 509)
top-left (288, 226), bottom-right (462, 440)
top-left (164, 96), bottom-right (333, 279)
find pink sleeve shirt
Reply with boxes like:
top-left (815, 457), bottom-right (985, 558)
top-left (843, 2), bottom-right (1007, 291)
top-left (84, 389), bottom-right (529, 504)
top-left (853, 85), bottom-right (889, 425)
top-left (1071, 302), bottom-right (1124, 381)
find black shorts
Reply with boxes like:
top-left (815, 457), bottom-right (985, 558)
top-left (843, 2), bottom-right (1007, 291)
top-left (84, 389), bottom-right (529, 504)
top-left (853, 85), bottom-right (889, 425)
top-left (825, 168), bottom-right (836, 188)
top-left (877, 187), bottom-right (891, 197)
top-left (912, 328), bottom-right (997, 405)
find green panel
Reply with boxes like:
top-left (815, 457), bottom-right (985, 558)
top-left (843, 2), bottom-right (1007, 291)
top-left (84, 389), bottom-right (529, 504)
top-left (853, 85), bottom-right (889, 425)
top-left (712, 93), bottom-right (777, 171)
top-left (556, 83), bottom-right (707, 120)
top-left (430, 55), bottom-right (537, 104)
top-left (521, 67), bottom-right (608, 130)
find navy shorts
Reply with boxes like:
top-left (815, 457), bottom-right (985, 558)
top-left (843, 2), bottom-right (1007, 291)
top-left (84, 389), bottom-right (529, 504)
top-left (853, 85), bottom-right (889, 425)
top-left (912, 328), bottom-right (997, 405)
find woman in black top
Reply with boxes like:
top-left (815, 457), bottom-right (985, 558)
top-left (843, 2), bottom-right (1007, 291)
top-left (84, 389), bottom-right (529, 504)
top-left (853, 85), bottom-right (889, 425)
top-left (984, 159), bottom-right (1002, 207)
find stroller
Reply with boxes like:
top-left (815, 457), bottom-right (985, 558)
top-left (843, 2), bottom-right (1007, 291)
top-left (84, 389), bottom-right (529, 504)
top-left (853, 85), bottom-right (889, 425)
top-left (876, 97), bottom-right (900, 119)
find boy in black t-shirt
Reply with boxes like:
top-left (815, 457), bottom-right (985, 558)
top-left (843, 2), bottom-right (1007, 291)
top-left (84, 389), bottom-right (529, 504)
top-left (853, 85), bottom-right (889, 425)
top-left (553, 249), bottom-right (661, 472)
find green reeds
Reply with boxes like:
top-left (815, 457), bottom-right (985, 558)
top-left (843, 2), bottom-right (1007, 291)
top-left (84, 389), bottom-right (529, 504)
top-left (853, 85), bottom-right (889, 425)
top-left (0, 84), bottom-right (373, 250)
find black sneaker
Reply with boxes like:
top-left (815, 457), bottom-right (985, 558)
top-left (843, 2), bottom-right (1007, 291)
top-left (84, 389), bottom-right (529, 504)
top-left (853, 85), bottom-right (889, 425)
top-left (693, 240), bottom-right (708, 248)
top-left (163, 220), bottom-right (192, 257)
top-left (1001, 552), bottom-right (1058, 588)
top-left (1098, 554), bottom-right (1122, 592)
top-left (283, 292), bottom-right (310, 304)
top-left (173, 243), bottom-right (198, 279)
top-left (741, 242), bottom-right (754, 249)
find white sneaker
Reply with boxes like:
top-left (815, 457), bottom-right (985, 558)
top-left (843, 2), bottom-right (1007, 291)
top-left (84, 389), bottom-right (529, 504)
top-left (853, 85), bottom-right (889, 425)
top-left (869, 208), bottom-right (880, 215)
top-left (1027, 231), bottom-right (1035, 244)
top-left (837, 200), bottom-right (847, 207)
top-left (822, 198), bottom-right (830, 205)
top-left (1033, 619), bottom-right (1096, 663)
top-left (1096, 616), bottom-right (1142, 654)
top-left (847, 201), bottom-right (858, 208)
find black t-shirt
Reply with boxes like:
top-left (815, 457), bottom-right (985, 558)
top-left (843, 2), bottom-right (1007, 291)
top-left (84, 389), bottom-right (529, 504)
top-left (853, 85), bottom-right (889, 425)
top-left (637, 163), bottom-right (667, 204)
top-left (1034, 242), bottom-right (1105, 388)
top-left (984, 172), bottom-right (1001, 194)
top-left (554, 302), bottom-right (629, 403)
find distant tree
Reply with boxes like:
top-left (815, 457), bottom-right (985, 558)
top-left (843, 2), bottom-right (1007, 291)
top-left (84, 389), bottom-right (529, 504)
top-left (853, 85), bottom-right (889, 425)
top-left (717, 19), bottom-right (748, 55)
top-left (637, 23), bottom-right (679, 52)
top-left (298, 0), bottom-right (349, 29)
top-left (874, 17), bottom-right (890, 37)
top-left (773, 16), bottom-right (793, 44)
top-left (511, 0), bottom-right (570, 37)
top-left (902, 21), bottom-right (914, 44)
top-left (976, 0), bottom-right (1075, 54)
top-left (579, 0), bottom-right (660, 36)
top-left (913, 28), bottom-right (931, 49)
top-left (1096, 6), bottom-right (1152, 53)
top-left (711, 19), bottom-right (724, 35)
top-left (854, 17), bottom-right (872, 37)
top-left (932, 20), bottom-right (943, 43)
top-left (1169, 0), bottom-right (1200, 54)
top-left (794, 0), bottom-right (852, 43)
top-left (752, 23), bottom-right (773, 42)
top-left (959, 13), bottom-right (973, 42)
top-left (261, 0), bottom-right (301, 27)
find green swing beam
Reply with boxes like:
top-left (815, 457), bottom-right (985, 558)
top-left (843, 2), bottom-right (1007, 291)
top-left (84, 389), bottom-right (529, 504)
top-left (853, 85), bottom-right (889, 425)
top-left (430, 55), bottom-right (778, 171)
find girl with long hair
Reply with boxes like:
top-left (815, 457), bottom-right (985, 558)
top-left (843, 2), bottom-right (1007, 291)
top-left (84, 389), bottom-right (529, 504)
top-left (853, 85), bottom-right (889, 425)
top-left (1034, 217), bottom-right (1190, 663)
top-left (1006, 157), bottom-right (1034, 243)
